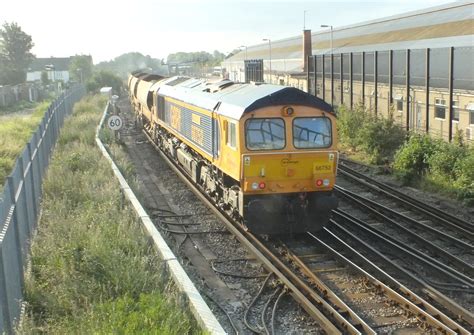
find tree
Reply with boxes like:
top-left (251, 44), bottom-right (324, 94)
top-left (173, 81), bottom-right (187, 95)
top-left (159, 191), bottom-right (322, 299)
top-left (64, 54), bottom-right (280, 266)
top-left (95, 52), bottom-right (167, 79)
top-left (0, 22), bottom-right (35, 85)
top-left (69, 55), bottom-right (93, 83)
top-left (40, 70), bottom-right (49, 85)
top-left (86, 70), bottom-right (123, 94)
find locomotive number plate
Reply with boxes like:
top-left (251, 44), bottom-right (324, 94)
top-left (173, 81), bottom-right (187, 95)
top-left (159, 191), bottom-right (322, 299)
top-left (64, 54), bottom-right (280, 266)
top-left (313, 162), bottom-right (333, 173)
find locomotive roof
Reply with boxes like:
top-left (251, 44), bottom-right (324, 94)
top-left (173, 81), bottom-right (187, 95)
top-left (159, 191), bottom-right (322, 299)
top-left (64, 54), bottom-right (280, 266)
top-left (156, 76), bottom-right (333, 120)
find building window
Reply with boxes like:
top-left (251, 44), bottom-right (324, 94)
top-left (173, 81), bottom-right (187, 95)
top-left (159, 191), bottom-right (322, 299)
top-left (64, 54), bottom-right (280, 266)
top-left (396, 99), bottom-right (403, 112)
top-left (227, 121), bottom-right (237, 148)
top-left (435, 98), bottom-right (446, 119)
top-left (452, 101), bottom-right (459, 122)
top-left (468, 103), bottom-right (474, 125)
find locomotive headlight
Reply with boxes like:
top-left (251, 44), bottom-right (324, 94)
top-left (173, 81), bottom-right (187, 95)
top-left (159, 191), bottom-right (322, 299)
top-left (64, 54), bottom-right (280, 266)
top-left (323, 179), bottom-right (330, 186)
top-left (282, 106), bottom-right (294, 116)
top-left (252, 182), bottom-right (259, 190)
top-left (315, 179), bottom-right (323, 187)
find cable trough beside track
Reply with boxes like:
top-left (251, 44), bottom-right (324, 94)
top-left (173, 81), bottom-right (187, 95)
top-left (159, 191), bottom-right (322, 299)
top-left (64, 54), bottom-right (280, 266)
top-left (139, 124), bottom-right (472, 334)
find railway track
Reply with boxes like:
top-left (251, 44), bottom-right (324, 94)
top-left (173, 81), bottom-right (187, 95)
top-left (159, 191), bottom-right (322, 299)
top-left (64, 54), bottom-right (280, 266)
top-left (336, 162), bottom-right (473, 279)
top-left (334, 158), bottom-right (474, 329)
top-left (338, 158), bottom-right (474, 238)
top-left (135, 121), bottom-right (471, 334)
top-left (278, 231), bottom-right (470, 334)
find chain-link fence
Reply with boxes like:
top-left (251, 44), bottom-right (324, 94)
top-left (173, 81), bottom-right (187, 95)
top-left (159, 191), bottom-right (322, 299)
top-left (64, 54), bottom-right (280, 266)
top-left (0, 86), bottom-right (85, 334)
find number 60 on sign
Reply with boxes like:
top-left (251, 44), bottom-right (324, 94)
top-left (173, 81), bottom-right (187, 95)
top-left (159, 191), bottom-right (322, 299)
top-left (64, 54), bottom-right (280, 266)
top-left (108, 115), bottom-right (123, 131)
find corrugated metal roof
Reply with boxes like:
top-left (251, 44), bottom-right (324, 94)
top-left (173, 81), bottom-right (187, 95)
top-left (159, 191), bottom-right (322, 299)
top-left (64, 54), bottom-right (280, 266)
top-left (226, 2), bottom-right (473, 64)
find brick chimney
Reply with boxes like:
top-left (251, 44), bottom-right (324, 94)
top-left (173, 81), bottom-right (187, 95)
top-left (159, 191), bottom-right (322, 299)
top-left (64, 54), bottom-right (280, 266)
top-left (303, 29), bottom-right (312, 72)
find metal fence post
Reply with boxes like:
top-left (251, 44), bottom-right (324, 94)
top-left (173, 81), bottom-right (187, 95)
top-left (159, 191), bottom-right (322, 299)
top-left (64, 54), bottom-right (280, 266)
top-left (340, 53), bottom-right (344, 105)
top-left (362, 51), bottom-right (365, 106)
top-left (425, 48), bottom-right (430, 133)
top-left (448, 46), bottom-right (454, 142)
top-left (322, 54), bottom-right (326, 101)
top-left (350, 52), bottom-right (353, 109)
top-left (389, 50), bottom-right (393, 114)
top-left (374, 51), bottom-right (378, 116)
top-left (330, 53), bottom-right (334, 106)
top-left (406, 49), bottom-right (410, 132)
top-left (313, 56), bottom-right (317, 98)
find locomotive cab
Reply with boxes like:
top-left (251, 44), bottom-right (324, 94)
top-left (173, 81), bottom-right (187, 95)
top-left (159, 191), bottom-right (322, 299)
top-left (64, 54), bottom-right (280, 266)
top-left (239, 105), bottom-right (339, 234)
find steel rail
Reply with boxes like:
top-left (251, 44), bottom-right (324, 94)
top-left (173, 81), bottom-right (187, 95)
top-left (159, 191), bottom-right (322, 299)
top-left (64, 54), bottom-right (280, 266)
top-left (281, 245), bottom-right (377, 334)
top-left (315, 227), bottom-right (472, 335)
top-left (335, 186), bottom-right (474, 282)
top-left (338, 159), bottom-right (474, 237)
top-left (330, 212), bottom-right (474, 330)
top-left (308, 230), bottom-right (462, 335)
top-left (141, 130), bottom-right (349, 335)
top-left (336, 184), bottom-right (473, 251)
top-left (332, 206), bottom-right (473, 289)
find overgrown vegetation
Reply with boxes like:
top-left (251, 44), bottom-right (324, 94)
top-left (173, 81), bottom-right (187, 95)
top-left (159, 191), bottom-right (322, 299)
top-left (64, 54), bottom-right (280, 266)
top-left (86, 70), bottom-right (123, 95)
top-left (22, 95), bottom-right (201, 334)
top-left (393, 132), bottom-right (474, 204)
top-left (337, 104), bottom-right (406, 164)
top-left (96, 52), bottom-right (168, 79)
top-left (0, 101), bottom-right (50, 186)
top-left (0, 99), bottom-right (37, 115)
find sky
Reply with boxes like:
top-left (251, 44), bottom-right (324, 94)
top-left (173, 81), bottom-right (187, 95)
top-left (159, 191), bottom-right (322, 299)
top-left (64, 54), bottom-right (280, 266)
top-left (1, 0), bottom-right (456, 64)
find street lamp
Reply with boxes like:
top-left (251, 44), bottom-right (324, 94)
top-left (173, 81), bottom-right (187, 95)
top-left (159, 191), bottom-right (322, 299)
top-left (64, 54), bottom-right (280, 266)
top-left (321, 25), bottom-right (334, 105)
top-left (262, 38), bottom-right (272, 83)
top-left (239, 45), bottom-right (248, 61)
top-left (320, 25), bottom-right (333, 55)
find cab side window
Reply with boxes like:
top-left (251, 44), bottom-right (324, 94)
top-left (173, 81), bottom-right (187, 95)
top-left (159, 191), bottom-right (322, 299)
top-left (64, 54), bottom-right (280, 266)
top-left (227, 121), bottom-right (237, 149)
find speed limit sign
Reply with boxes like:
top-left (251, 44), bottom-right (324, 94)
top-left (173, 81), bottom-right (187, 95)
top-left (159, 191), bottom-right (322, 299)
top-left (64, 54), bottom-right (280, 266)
top-left (108, 115), bottom-right (123, 131)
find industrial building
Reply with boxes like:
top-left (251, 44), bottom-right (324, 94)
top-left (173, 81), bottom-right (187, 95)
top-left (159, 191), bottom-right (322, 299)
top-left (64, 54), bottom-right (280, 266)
top-left (222, 1), bottom-right (474, 142)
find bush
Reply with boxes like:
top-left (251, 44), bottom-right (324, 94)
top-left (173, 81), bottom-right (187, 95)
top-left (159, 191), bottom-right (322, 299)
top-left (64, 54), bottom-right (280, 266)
top-left (393, 133), bottom-right (474, 204)
top-left (427, 140), bottom-right (466, 180)
top-left (453, 147), bottom-right (474, 204)
top-left (337, 104), bottom-right (406, 164)
top-left (86, 70), bottom-right (123, 95)
top-left (392, 134), bottom-right (439, 183)
top-left (337, 104), bottom-right (368, 150)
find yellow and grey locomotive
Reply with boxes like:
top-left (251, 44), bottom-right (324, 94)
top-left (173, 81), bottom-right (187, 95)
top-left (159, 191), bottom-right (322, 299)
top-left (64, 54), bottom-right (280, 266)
top-left (129, 71), bottom-right (338, 234)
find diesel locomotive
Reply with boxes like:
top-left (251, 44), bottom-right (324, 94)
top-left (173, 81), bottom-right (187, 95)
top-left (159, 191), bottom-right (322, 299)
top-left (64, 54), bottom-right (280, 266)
top-left (128, 71), bottom-right (338, 234)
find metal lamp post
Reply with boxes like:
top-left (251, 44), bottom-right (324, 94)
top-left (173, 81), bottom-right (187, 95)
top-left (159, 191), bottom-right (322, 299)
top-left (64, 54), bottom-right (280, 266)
top-left (321, 25), bottom-right (334, 104)
top-left (320, 24), bottom-right (333, 55)
top-left (262, 38), bottom-right (272, 83)
top-left (239, 45), bottom-right (248, 61)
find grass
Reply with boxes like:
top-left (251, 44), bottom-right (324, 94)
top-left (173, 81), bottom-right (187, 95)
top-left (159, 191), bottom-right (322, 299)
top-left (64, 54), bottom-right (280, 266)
top-left (21, 95), bottom-right (202, 334)
top-left (0, 101), bottom-right (51, 186)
